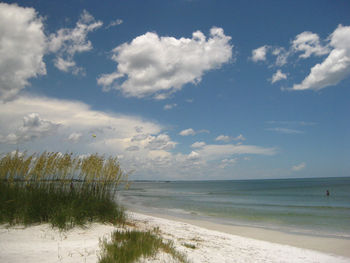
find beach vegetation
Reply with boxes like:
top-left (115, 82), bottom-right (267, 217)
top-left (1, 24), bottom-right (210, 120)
top-left (0, 151), bottom-right (126, 229)
top-left (99, 229), bottom-right (188, 263)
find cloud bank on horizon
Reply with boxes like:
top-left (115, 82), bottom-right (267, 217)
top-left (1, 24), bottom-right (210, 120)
top-left (0, 1), bottom-right (349, 179)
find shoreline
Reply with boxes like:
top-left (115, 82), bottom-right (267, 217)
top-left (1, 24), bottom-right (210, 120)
top-left (127, 209), bottom-right (350, 258)
top-left (1, 211), bottom-right (350, 262)
top-left (128, 211), bottom-right (350, 262)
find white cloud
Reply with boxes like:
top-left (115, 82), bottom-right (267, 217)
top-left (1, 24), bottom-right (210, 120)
top-left (106, 19), bottom-right (123, 29)
top-left (251, 45), bottom-right (268, 62)
top-left (215, 135), bottom-right (231, 142)
top-left (187, 151), bottom-right (200, 161)
top-left (54, 57), bottom-right (84, 75)
top-left (272, 47), bottom-right (289, 66)
top-left (0, 113), bottom-right (60, 144)
top-left (145, 134), bottom-right (177, 151)
top-left (234, 134), bottom-right (246, 141)
top-left (0, 95), bottom-right (277, 180)
top-left (251, 45), bottom-right (289, 66)
top-left (68, 132), bottom-right (82, 143)
top-left (252, 25), bottom-right (350, 90)
top-left (271, 70), bottom-right (287, 83)
top-left (215, 134), bottom-right (246, 142)
top-left (0, 95), bottom-right (163, 149)
top-left (98, 27), bottom-right (233, 99)
top-left (196, 144), bottom-right (276, 161)
top-left (164, 103), bottom-right (177, 110)
top-left (179, 128), bottom-right (208, 136)
top-left (0, 96), bottom-right (189, 179)
top-left (219, 158), bottom-right (237, 168)
top-left (293, 25), bottom-right (350, 91)
top-left (292, 31), bottom-right (329, 58)
top-left (191, 141), bottom-right (206, 148)
top-left (125, 146), bottom-right (139, 152)
top-left (292, 162), bottom-right (306, 171)
top-left (179, 128), bottom-right (196, 136)
top-left (131, 134), bottom-right (149, 142)
top-left (48, 10), bottom-right (102, 75)
top-left (0, 3), bottom-right (46, 101)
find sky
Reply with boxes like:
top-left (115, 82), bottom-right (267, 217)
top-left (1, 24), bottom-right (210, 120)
top-left (0, 0), bottom-right (349, 180)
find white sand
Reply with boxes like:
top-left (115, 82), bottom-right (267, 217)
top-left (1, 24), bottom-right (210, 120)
top-left (0, 223), bottom-right (117, 263)
top-left (1, 212), bottom-right (350, 263)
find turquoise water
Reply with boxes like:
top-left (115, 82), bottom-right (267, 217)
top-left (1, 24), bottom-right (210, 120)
top-left (117, 177), bottom-right (350, 238)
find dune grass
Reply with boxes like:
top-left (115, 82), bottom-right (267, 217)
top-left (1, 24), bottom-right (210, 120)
top-left (1, 151), bottom-right (188, 262)
top-left (99, 229), bottom-right (188, 263)
top-left (0, 151), bottom-right (126, 229)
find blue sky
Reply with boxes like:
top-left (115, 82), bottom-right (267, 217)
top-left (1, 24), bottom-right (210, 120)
top-left (0, 0), bottom-right (349, 180)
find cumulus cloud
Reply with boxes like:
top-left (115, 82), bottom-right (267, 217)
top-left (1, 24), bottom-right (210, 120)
top-left (0, 113), bottom-right (60, 144)
top-left (251, 45), bottom-right (289, 66)
top-left (292, 25), bottom-right (350, 91)
top-left (0, 95), bottom-right (163, 149)
top-left (98, 27), bottom-right (233, 99)
top-left (292, 162), bottom-right (306, 171)
top-left (271, 70), bottom-right (287, 83)
top-left (0, 3), bottom-right (46, 101)
top-left (145, 134), bottom-right (177, 151)
top-left (252, 25), bottom-right (350, 91)
top-left (292, 31), bottom-right (330, 59)
top-left (187, 151), bottom-right (200, 161)
top-left (48, 10), bottom-right (102, 75)
top-left (251, 45), bottom-right (268, 62)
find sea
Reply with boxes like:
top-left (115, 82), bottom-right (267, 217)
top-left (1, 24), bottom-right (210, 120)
top-left (116, 177), bottom-right (350, 239)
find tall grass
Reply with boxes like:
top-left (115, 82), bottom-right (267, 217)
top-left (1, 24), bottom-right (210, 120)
top-left (0, 151), bottom-right (126, 229)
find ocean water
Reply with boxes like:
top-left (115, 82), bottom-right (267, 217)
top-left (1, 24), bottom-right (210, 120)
top-left (117, 177), bottom-right (350, 238)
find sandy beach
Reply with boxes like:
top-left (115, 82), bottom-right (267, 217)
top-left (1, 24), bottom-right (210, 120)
top-left (1, 211), bottom-right (350, 263)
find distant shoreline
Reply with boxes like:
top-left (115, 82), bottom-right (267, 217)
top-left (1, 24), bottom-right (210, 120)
top-left (130, 176), bottom-right (350, 182)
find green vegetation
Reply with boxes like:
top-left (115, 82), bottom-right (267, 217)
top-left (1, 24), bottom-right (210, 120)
top-left (0, 151), bottom-right (188, 262)
top-left (99, 229), bottom-right (188, 263)
top-left (0, 151), bottom-right (126, 229)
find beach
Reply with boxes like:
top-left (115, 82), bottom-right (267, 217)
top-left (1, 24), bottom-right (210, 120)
top-left (1, 211), bottom-right (349, 263)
